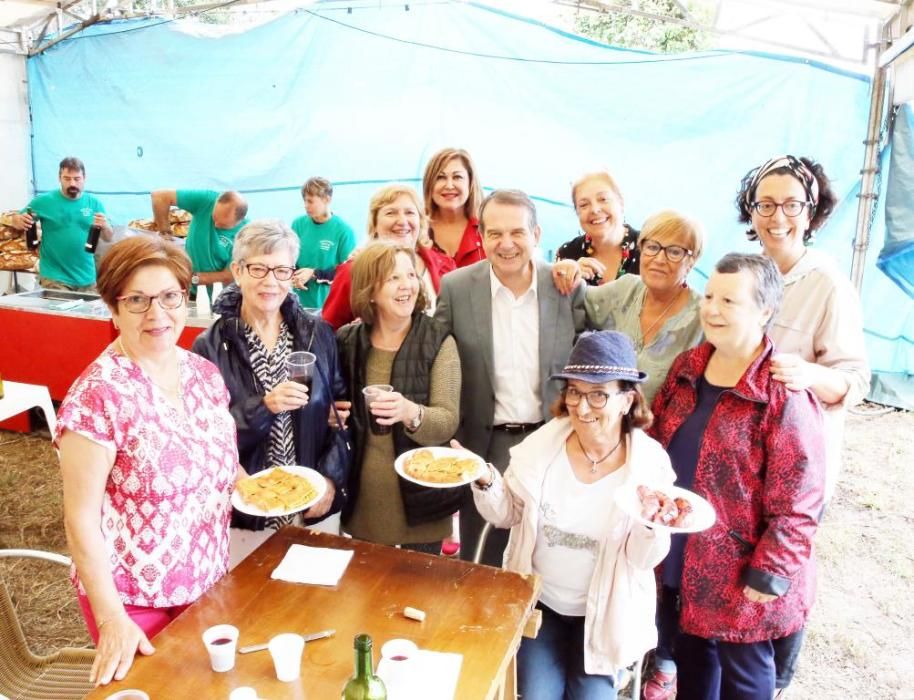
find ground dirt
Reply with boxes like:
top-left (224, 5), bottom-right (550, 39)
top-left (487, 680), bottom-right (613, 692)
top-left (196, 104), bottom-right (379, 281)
top-left (0, 406), bottom-right (912, 698)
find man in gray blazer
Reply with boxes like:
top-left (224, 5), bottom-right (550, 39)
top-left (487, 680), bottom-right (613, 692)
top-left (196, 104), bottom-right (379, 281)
top-left (435, 189), bottom-right (586, 565)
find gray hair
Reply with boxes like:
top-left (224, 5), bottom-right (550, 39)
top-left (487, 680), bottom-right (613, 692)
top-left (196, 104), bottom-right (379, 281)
top-left (231, 219), bottom-right (300, 265)
top-left (714, 252), bottom-right (783, 330)
top-left (478, 189), bottom-right (538, 233)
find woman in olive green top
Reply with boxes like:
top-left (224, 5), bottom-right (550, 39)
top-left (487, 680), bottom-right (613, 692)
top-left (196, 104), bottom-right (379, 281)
top-left (563, 210), bottom-right (705, 405)
top-left (336, 242), bottom-right (461, 551)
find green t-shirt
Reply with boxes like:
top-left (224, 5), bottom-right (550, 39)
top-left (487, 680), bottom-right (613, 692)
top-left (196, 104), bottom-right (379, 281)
top-left (177, 189), bottom-right (247, 273)
top-left (24, 190), bottom-right (107, 287)
top-left (290, 213), bottom-right (356, 309)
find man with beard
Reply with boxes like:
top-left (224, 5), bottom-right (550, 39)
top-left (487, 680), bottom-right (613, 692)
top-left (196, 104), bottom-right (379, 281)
top-left (10, 157), bottom-right (112, 291)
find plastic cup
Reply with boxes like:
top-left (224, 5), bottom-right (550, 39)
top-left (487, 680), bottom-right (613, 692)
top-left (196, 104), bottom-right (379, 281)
top-left (104, 691), bottom-right (150, 700)
top-left (268, 632), bottom-right (305, 682)
top-left (380, 638), bottom-right (418, 689)
top-left (229, 688), bottom-right (259, 700)
top-left (362, 384), bottom-right (393, 435)
top-left (286, 351), bottom-right (317, 392)
top-left (202, 624), bottom-right (239, 672)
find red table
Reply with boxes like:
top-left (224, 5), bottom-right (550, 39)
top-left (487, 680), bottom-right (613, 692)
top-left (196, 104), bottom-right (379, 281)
top-left (0, 298), bottom-right (210, 431)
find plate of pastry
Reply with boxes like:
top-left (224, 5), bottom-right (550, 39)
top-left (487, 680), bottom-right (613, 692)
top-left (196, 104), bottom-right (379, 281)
top-left (394, 447), bottom-right (486, 489)
top-left (232, 465), bottom-right (326, 517)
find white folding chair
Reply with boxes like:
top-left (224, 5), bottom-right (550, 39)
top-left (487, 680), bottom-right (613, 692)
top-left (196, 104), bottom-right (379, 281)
top-left (0, 382), bottom-right (57, 436)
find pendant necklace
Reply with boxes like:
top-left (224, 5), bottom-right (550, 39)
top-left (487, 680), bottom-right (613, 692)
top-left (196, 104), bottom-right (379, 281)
top-left (641, 287), bottom-right (685, 347)
top-left (577, 434), bottom-right (624, 474)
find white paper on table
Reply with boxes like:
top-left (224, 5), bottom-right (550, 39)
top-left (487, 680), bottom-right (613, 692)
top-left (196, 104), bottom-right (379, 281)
top-left (270, 544), bottom-right (354, 586)
top-left (377, 649), bottom-right (463, 700)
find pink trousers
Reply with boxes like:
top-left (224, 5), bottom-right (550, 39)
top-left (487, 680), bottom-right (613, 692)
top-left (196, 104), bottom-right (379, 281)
top-left (77, 591), bottom-right (190, 643)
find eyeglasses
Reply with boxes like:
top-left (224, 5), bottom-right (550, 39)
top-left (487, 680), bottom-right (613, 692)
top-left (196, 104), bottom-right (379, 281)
top-left (116, 289), bottom-right (186, 314)
top-left (639, 239), bottom-right (693, 263)
top-left (563, 386), bottom-right (627, 409)
top-left (241, 262), bottom-right (295, 281)
top-left (751, 200), bottom-right (812, 218)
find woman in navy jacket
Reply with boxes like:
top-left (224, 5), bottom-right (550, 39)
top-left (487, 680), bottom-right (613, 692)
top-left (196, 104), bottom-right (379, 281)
top-left (193, 220), bottom-right (351, 566)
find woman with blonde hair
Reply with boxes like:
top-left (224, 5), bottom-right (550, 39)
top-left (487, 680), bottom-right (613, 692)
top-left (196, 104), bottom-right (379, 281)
top-left (555, 171), bottom-right (641, 284)
top-left (336, 241), bottom-right (461, 550)
top-left (556, 210), bottom-right (705, 406)
top-left (322, 184), bottom-right (455, 329)
top-left (422, 147), bottom-right (486, 268)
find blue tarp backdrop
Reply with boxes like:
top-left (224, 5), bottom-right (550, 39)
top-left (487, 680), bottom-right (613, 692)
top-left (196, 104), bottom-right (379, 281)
top-left (23, 1), bottom-right (914, 394)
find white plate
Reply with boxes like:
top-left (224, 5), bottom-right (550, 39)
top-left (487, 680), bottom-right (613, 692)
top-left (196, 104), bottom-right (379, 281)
top-left (394, 447), bottom-right (486, 489)
top-left (232, 465), bottom-right (327, 517)
top-left (614, 481), bottom-right (716, 533)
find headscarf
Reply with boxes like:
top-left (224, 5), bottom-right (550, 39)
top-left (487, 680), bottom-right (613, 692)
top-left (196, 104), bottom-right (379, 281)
top-left (743, 155), bottom-right (820, 210)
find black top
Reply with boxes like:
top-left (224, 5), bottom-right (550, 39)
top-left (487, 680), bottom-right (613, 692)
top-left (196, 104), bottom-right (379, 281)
top-left (662, 375), bottom-right (728, 588)
top-left (555, 223), bottom-right (641, 285)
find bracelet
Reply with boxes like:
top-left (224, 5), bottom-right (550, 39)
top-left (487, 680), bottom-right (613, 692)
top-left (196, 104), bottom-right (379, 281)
top-left (475, 463), bottom-right (497, 491)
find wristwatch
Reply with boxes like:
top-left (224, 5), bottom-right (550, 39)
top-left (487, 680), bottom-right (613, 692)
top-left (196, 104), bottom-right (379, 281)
top-left (191, 273), bottom-right (200, 286)
top-left (406, 404), bottom-right (424, 432)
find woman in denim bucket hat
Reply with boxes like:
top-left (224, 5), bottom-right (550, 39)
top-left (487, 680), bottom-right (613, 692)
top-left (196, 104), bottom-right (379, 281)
top-left (466, 330), bottom-right (674, 699)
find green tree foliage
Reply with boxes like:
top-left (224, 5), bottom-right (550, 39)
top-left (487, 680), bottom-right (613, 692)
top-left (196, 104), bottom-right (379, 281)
top-left (575, 0), bottom-right (714, 53)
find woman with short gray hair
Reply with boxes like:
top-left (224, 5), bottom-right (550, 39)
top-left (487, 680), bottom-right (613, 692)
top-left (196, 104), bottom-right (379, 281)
top-left (194, 219), bottom-right (351, 566)
top-left (647, 252), bottom-right (826, 700)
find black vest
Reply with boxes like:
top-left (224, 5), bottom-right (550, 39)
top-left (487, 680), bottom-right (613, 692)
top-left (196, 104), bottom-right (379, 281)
top-left (337, 313), bottom-right (465, 526)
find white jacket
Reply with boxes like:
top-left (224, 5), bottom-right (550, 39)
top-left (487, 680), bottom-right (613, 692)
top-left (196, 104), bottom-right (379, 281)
top-left (473, 417), bottom-right (674, 674)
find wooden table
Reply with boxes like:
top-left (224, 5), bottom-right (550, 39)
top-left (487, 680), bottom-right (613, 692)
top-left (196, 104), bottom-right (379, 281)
top-left (86, 527), bottom-right (540, 700)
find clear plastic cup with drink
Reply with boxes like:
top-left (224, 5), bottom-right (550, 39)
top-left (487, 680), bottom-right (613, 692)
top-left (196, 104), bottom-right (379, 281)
top-left (286, 351), bottom-right (317, 392)
top-left (362, 384), bottom-right (394, 435)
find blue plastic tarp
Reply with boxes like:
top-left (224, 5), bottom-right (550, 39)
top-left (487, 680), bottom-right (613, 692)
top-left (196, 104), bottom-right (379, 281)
top-left (22, 1), bottom-right (914, 389)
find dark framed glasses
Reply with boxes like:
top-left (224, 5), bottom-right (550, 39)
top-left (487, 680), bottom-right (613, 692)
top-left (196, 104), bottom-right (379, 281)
top-left (639, 239), bottom-right (693, 263)
top-left (116, 289), bottom-right (186, 314)
top-left (241, 262), bottom-right (295, 281)
top-left (751, 200), bottom-right (812, 218)
top-left (564, 386), bottom-right (627, 409)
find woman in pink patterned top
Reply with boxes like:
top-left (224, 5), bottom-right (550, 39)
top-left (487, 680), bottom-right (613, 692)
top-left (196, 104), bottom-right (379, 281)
top-left (56, 236), bottom-right (240, 687)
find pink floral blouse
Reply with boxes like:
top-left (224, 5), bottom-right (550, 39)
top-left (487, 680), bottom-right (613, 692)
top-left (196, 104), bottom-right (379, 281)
top-left (56, 346), bottom-right (238, 608)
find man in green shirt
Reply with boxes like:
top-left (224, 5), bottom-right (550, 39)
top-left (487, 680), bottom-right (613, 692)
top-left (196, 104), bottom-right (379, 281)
top-left (10, 156), bottom-right (112, 291)
top-left (150, 188), bottom-right (248, 286)
top-left (290, 177), bottom-right (356, 309)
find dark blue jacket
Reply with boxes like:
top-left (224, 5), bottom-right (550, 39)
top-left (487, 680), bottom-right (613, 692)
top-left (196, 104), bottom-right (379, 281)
top-left (192, 284), bottom-right (351, 530)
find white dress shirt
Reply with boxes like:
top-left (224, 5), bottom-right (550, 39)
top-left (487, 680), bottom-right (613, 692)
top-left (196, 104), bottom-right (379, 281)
top-left (490, 264), bottom-right (542, 424)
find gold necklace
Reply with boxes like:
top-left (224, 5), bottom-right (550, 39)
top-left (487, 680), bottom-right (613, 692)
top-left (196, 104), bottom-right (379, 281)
top-left (577, 434), bottom-right (624, 474)
top-left (116, 337), bottom-right (184, 403)
top-left (641, 287), bottom-right (685, 344)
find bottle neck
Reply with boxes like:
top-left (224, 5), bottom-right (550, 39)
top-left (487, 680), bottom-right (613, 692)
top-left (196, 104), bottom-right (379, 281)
top-left (354, 644), bottom-right (374, 678)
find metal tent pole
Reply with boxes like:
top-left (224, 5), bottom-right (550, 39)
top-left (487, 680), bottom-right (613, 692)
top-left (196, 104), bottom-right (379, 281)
top-left (851, 21), bottom-right (893, 292)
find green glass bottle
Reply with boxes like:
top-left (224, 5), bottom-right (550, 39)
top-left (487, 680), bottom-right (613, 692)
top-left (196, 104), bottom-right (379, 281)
top-left (341, 633), bottom-right (387, 699)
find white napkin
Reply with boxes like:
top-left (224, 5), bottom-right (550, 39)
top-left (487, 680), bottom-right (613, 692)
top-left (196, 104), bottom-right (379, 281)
top-left (270, 544), bottom-right (354, 586)
top-left (377, 650), bottom-right (463, 700)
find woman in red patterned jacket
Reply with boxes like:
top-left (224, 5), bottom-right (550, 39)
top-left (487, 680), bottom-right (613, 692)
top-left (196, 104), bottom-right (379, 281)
top-left (648, 252), bottom-right (825, 700)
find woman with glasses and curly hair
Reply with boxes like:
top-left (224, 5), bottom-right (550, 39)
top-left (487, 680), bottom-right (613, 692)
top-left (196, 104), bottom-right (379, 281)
top-left (56, 236), bottom-right (239, 687)
top-left (733, 155), bottom-right (869, 696)
top-left (193, 220), bottom-right (351, 565)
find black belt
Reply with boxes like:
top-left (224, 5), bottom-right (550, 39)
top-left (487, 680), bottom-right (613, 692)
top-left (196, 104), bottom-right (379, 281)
top-left (493, 422), bottom-right (544, 434)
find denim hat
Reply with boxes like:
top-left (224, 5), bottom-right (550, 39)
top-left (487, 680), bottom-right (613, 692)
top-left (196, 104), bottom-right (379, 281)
top-left (551, 331), bottom-right (647, 384)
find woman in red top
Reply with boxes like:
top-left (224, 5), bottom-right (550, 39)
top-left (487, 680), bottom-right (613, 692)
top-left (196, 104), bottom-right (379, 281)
top-left (648, 253), bottom-right (825, 700)
top-left (322, 184), bottom-right (455, 330)
top-left (422, 147), bottom-right (485, 268)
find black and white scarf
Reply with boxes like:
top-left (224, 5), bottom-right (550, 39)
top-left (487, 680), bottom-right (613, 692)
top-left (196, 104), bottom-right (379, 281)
top-left (245, 321), bottom-right (297, 528)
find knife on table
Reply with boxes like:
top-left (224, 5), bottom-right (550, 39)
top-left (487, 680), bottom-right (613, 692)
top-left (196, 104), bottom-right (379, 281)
top-left (239, 628), bottom-right (335, 654)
